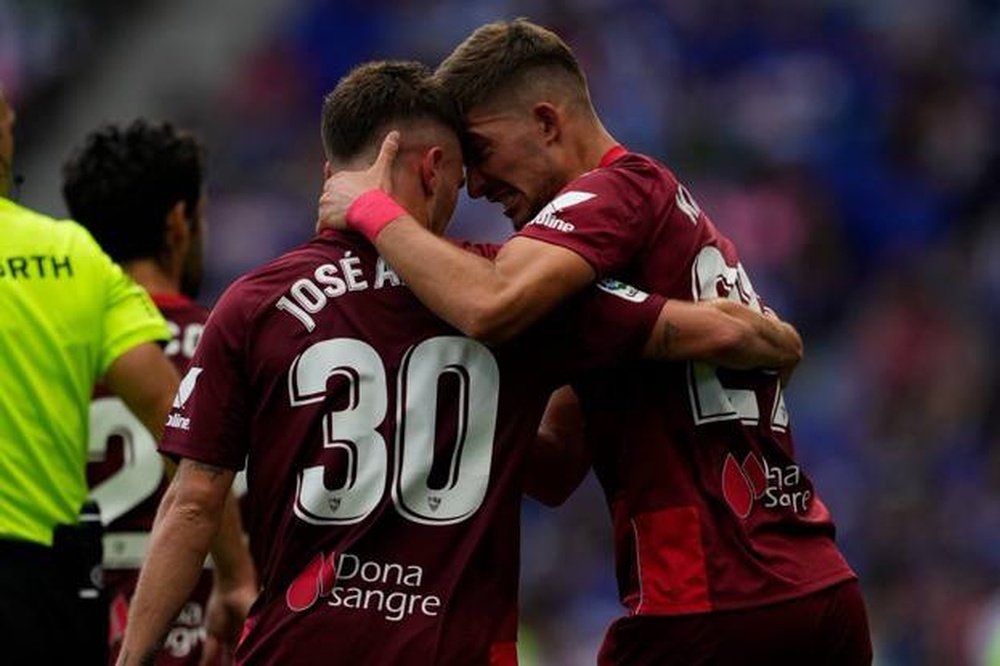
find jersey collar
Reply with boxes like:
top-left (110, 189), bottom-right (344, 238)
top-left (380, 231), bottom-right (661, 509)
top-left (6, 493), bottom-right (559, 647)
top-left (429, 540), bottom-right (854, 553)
top-left (599, 145), bottom-right (628, 168)
top-left (151, 292), bottom-right (194, 309)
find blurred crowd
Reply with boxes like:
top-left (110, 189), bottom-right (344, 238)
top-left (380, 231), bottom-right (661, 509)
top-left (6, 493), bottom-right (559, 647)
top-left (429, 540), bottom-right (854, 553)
top-left (4, 0), bottom-right (999, 664)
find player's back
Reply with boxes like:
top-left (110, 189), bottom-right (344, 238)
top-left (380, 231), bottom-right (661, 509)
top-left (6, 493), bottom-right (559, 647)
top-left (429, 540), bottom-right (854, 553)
top-left (0, 199), bottom-right (167, 546)
top-left (88, 293), bottom-right (211, 663)
top-left (162, 229), bottom-right (660, 665)
top-left (555, 152), bottom-right (855, 613)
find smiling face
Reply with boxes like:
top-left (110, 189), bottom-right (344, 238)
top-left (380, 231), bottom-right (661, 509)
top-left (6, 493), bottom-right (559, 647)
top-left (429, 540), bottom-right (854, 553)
top-left (461, 104), bottom-right (567, 230)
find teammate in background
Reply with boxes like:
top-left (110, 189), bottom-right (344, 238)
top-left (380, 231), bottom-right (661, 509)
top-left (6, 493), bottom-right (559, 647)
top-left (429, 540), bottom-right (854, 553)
top-left (0, 87), bottom-right (178, 666)
top-left (318, 19), bottom-right (872, 665)
top-left (62, 120), bottom-right (257, 665)
top-left (117, 61), bottom-right (800, 666)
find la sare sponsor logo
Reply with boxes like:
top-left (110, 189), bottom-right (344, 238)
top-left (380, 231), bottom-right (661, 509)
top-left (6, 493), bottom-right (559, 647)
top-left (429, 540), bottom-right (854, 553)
top-left (286, 551), bottom-right (442, 622)
top-left (166, 366), bottom-right (202, 431)
top-left (526, 190), bottom-right (596, 233)
top-left (722, 452), bottom-right (812, 518)
top-left (163, 601), bottom-right (207, 658)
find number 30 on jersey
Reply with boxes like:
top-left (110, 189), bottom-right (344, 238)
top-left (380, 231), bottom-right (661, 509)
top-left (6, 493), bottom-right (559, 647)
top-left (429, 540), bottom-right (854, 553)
top-left (291, 336), bottom-right (499, 527)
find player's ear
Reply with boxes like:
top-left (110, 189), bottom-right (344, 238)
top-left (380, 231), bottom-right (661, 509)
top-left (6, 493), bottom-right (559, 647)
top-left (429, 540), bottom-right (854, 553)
top-left (323, 161), bottom-right (334, 179)
top-left (418, 146), bottom-right (443, 197)
top-left (165, 200), bottom-right (191, 259)
top-left (532, 102), bottom-right (561, 145)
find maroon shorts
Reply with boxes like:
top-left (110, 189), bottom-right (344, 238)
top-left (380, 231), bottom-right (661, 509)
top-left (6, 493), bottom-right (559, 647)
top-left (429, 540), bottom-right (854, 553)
top-left (598, 580), bottom-right (872, 666)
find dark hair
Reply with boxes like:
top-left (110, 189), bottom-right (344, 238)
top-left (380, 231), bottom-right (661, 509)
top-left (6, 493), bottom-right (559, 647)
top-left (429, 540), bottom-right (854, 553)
top-left (321, 60), bottom-right (461, 162)
top-left (62, 119), bottom-right (203, 263)
top-left (434, 18), bottom-right (588, 113)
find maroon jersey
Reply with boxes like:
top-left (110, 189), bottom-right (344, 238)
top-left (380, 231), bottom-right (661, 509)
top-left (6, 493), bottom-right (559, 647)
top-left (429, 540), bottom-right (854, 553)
top-left (160, 230), bottom-right (664, 666)
top-left (87, 293), bottom-right (215, 665)
top-left (518, 147), bottom-right (856, 618)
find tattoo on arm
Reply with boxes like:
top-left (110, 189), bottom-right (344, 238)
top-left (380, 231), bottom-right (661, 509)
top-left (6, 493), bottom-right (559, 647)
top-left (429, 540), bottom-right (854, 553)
top-left (661, 319), bottom-right (679, 354)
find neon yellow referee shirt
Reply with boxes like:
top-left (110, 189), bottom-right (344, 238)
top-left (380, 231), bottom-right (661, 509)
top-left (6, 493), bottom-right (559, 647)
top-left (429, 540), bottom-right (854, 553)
top-left (0, 197), bottom-right (170, 546)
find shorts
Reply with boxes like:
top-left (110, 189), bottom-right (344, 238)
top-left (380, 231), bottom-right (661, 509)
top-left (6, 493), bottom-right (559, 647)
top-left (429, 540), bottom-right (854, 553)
top-left (598, 580), bottom-right (872, 666)
top-left (0, 537), bottom-right (107, 665)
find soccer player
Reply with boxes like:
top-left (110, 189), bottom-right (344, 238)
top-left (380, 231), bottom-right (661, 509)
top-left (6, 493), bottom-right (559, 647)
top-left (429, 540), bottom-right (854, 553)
top-left (0, 87), bottom-right (179, 665)
top-left (62, 119), bottom-right (258, 665)
top-left (317, 20), bottom-right (873, 665)
top-left (117, 61), bottom-right (800, 666)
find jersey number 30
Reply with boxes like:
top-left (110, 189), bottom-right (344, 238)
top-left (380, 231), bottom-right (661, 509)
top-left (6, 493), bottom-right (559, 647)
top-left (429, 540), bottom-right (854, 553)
top-left (291, 336), bottom-right (499, 527)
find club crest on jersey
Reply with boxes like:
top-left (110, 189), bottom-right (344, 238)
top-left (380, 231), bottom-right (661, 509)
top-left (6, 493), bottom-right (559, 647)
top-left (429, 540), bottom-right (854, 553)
top-left (596, 278), bottom-right (650, 303)
top-left (722, 453), bottom-right (813, 518)
top-left (526, 190), bottom-right (596, 232)
top-left (427, 496), bottom-right (441, 512)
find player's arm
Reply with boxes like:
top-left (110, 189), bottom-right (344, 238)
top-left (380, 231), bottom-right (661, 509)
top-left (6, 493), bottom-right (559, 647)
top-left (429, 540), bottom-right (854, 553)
top-left (117, 458), bottom-right (234, 666)
top-left (317, 131), bottom-right (595, 344)
top-left (377, 227), bottom-right (593, 343)
top-left (103, 341), bottom-right (180, 441)
top-left (524, 386), bottom-right (589, 507)
top-left (106, 342), bottom-right (256, 658)
top-left (642, 299), bottom-right (803, 370)
top-left (201, 493), bottom-right (257, 664)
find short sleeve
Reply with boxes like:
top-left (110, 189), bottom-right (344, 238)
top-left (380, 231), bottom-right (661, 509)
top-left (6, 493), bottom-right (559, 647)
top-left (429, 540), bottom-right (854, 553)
top-left (87, 228), bottom-right (170, 375)
top-left (518, 279), bottom-right (665, 382)
top-left (516, 158), bottom-right (663, 276)
top-left (159, 285), bottom-right (251, 470)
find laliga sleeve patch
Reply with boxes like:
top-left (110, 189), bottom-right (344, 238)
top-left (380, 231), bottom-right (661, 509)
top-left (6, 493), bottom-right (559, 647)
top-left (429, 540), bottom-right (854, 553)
top-left (596, 278), bottom-right (649, 303)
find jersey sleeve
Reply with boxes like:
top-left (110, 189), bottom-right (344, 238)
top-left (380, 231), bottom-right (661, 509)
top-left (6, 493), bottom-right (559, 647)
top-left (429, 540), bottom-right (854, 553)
top-left (515, 159), bottom-right (664, 276)
top-left (84, 225), bottom-right (170, 375)
top-left (159, 284), bottom-right (251, 470)
top-left (521, 279), bottom-right (665, 382)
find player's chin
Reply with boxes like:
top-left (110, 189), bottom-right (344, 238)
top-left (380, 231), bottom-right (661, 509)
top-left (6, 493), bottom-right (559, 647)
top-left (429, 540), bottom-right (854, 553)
top-left (508, 206), bottom-right (535, 230)
top-left (510, 215), bottom-right (530, 231)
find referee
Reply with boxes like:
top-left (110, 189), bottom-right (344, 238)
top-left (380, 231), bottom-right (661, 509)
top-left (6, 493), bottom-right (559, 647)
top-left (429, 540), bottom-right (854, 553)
top-left (0, 86), bottom-right (181, 664)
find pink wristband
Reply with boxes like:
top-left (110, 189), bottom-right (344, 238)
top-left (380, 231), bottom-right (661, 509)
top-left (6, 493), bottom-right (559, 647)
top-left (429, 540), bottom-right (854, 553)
top-left (346, 190), bottom-right (407, 241)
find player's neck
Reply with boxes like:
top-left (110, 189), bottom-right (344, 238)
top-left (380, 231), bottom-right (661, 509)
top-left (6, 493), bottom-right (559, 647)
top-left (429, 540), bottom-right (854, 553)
top-left (568, 116), bottom-right (619, 178)
top-left (123, 259), bottom-right (181, 296)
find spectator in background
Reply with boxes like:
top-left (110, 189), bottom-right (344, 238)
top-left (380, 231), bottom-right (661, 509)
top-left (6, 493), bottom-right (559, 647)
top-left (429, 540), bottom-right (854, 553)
top-left (0, 87), bottom-right (178, 665)
top-left (62, 119), bottom-right (257, 665)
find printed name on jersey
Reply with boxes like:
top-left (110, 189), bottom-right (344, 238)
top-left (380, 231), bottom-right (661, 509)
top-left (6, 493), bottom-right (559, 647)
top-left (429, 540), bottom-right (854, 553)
top-left (286, 551), bottom-right (442, 622)
top-left (526, 190), bottom-right (597, 232)
top-left (0, 254), bottom-right (73, 279)
top-left (596, 278), bottom-right (650, 303)
top-left (722, 453), bottom-right (812, 518)
top-left (676, 184), bottom-right (702, 225)
top-left (276, 255), bottom-right (403, 332)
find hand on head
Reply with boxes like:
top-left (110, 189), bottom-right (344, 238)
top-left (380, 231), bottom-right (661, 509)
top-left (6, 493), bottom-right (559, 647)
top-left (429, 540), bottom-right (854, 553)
top-left (316, 130), bottom-right (401, 233)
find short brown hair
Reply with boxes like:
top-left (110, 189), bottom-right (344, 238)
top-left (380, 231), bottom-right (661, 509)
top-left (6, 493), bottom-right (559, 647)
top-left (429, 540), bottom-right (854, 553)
top-left (321, 61), bottom-right (461, 162)
top-left (434, 18), bottom-right (588, 113)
